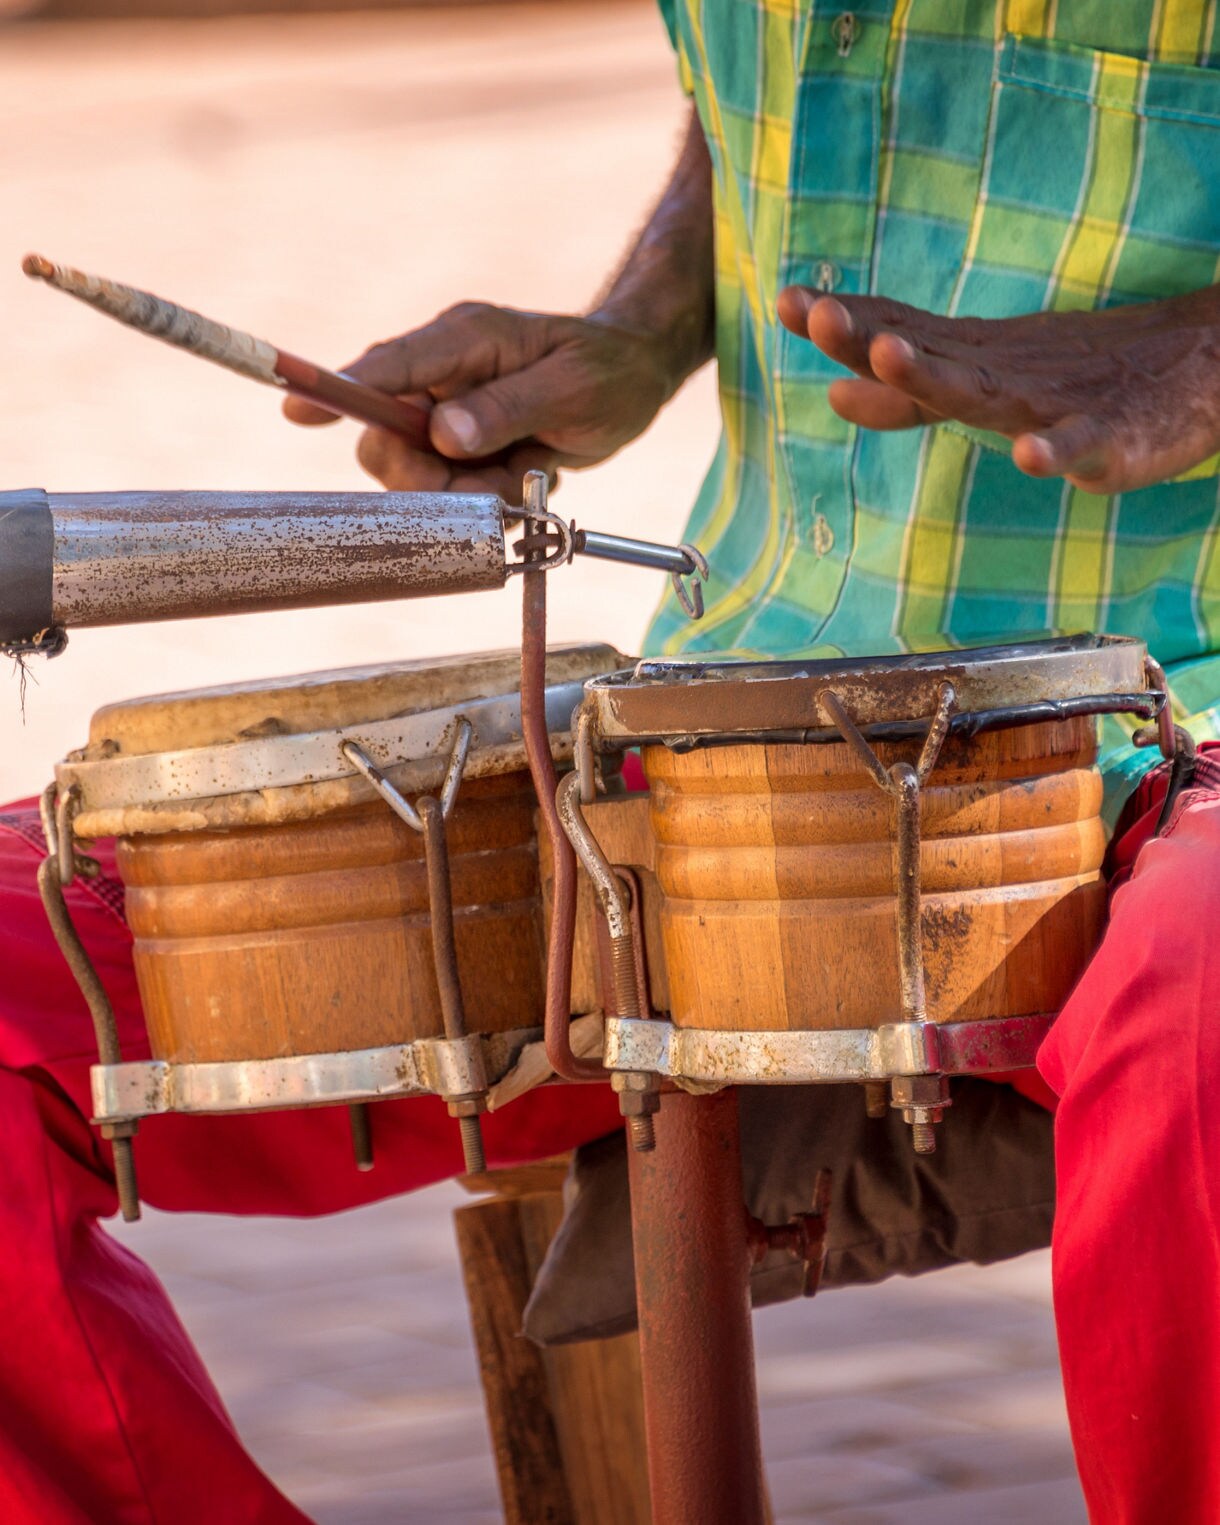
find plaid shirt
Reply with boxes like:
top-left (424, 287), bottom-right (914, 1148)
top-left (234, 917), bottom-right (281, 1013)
top-left (645, 0), bottom-right (1220, 807)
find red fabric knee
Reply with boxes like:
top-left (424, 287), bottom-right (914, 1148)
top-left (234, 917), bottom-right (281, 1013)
top-left (0, 803), bottom-right (622, 1521)
top-left (0, 1066), bottom-right (310, 1524)
top-left (1038, 769), bottom-right (1220, 1524)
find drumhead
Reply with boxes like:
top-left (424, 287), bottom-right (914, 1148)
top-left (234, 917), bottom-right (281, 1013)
top-left (584, 634), bottom-right (1155, 747)
top-left (62, 643), bottom-right (623, 838)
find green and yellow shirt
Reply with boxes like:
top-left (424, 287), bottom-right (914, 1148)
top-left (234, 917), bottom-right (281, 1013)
top-left (645, 0), bottom-right (1220, 806)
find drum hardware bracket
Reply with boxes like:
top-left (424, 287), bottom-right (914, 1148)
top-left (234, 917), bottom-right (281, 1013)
top-left (889, 1074), bottom-right (952, 1153)
top-left (746, 1167), bottom-right (833, 1298)
top-left (417, 1033), bottom-right (489, 1102)
top-left (36, 781), bottom-right (142, 1222)
top-left (556, 770), bottom-right (659, 1150)
top-left (602, 1013), bottom-right (1055, 1086)
top-left (504, 498), bottom-right (710, 622)
top-left (89, 1027), bottom-right (541, 1124)
top-left (821, 682), bottom-right (955, 1151)
top-left (343, 724), bottom-right (489, 1174)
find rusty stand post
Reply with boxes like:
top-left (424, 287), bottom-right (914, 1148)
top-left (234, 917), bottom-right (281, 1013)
top-left (626, 1087), bottom-right (768, 1525)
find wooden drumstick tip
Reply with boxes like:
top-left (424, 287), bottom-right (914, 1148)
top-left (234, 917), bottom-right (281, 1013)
top-left (22, 253), bottom-right (56, 281)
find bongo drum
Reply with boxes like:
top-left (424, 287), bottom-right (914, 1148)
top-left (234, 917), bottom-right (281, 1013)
top-left (52, 644), bottom-right (620, 1127)
top-left (576, 636), bottom-right (1162, 1144)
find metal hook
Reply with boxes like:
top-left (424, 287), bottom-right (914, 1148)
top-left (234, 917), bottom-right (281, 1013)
top-left (342, 716), bottom-right (474, 833)
top-left (1143, 655), bottom-right (1176, 761)
top-left (506, 509), bottom-right (579, 573)
top-left (671, 542), bottom-right (710, 620)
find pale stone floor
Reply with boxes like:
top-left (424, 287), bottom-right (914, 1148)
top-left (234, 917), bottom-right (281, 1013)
top-left (110, 1193), bottom-right (1086, 1524)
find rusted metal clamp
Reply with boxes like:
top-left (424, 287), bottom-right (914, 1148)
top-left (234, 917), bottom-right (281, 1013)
top-left (419, 1032), bottom-right (489, 1110)
top-left (820, 682), bottom-right (956, 1152)
top-left (36, 782), bottom-right (141, 1220)
top-left (555, 769), bottom-right (658, 1151)
top-left (342, 720), bottom-right (488, 1173)
top-left (747, 1168), bottom-right (833, 1298)
top-left (506, 497), bottom-right (709, 623)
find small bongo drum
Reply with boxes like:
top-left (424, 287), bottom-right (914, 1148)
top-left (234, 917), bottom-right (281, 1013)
top-left (576, 636), bottom-right (1163, 1146)
top-left (48, 643), bottom-right (619, 1140)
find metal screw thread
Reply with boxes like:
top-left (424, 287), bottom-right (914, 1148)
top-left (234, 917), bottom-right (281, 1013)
top-left (627, 1114), bottom-right (656, 1153)
top-left (112, 1137), bottom-right (141, 1222)
top-left (910, 1121), bottom-right (937, 1154)
top-left (610, 937), bottom-right (640, 1019)
top-left (459, 1114), bottom-right (487, 1175)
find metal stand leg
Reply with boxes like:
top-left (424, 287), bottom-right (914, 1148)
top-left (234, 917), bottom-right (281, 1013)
top-left (626, 1088), bottom-right (768, 1525)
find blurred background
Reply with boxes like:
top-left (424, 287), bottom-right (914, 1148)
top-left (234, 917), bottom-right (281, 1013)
top-left (0, 0), bottom-right (711, 803)
top-left (1, 4), bottom-right (1084, 1520)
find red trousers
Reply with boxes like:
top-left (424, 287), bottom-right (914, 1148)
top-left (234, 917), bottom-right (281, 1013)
top-left (1, 750), bottom-right (1217, 1524)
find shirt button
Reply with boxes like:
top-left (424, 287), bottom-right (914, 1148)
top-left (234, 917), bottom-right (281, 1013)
top-left (814, 259), bottom-right (840, 293)
top-left (832, 12), bottom-right (859, 58)
top-left (813, 512), bottom-right (835, 556)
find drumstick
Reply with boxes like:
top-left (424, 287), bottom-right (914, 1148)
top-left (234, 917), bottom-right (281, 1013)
top-left (21, 254), bottom-right (433, 450)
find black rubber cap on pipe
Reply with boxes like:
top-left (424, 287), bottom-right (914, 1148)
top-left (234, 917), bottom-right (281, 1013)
top-left (0, 490), bottom-right (53, 645)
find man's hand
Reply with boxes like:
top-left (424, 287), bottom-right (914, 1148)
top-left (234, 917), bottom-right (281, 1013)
top-left (777, 285), bottom-right (1220, 494)
top-left (284, 303), bottom-right (683, 504)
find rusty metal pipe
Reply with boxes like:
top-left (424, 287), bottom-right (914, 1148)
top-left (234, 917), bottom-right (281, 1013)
top-left (0, 487), bottom-right (505, 643)
top-left (519, 473), bottom-right (604, 1083)
top-left (627, 1089), bottom-right (769, 1525)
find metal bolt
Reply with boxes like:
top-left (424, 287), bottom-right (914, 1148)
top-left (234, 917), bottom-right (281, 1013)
top-left (613, 1069), bottom-right (661, 1151)
top-left (349, 1103), bottom-right (374, 1172)
top-left (910, 1120), bottom-right (937, 1154)
top-left (111, 1136), bottom-right (141, 1222)
top-left (864, 1081), bottom-right (888, 1119)
top-left (627, 1114), bottom-right (657, 1153)
top-left (459, 1114), bottom-right (487, 1175)
top-left (890, 1075), bottom-right (951, 1154)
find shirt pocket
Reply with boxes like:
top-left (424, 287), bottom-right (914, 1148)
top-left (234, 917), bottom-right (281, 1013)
top-left (950, 34), bottom-right (1220, 321)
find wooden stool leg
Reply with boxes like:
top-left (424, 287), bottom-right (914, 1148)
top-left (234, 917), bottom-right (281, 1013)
top-left (454, 1177), bottom-right (651, 1525)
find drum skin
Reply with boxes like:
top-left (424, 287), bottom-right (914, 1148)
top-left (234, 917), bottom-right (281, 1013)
top-left (643, 717), bottom-right (1107, 1032)
top-left (117, 773), bottom-right (545, 1064)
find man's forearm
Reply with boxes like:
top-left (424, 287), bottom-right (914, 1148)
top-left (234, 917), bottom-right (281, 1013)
top-left (589, 105), bottom-right (715, 399)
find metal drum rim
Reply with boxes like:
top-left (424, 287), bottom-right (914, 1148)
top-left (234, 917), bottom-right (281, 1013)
top-left (583, 633), bottom-right (1156, 746)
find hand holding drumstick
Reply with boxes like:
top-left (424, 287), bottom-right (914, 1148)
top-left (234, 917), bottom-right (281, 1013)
top-left (22, 254), bottom-right (689, 508)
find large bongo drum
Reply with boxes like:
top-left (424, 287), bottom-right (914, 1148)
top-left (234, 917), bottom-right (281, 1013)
top-left (48, 643), bottom-right (619, 1142)
top-left (576, 636), bottom-right (1162, 1146)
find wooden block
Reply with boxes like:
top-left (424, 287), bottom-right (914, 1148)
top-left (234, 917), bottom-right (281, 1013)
top-left (455, 1175), bottom-right (650, 1525)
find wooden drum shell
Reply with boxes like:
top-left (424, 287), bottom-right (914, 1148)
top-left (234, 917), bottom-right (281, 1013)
top-left (117, 772), bottom-right (545, 1064)
top-left (643, 716), bottom-right (1106, 1032)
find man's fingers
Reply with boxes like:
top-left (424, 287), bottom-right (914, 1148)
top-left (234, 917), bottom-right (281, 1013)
top-left (354, 425), bottom-right (562, 501)
top-left (345, 302), bottom-right (550, 403)
top-left (355, 428), bottom-right (453, 492)
top-left (431, 355), bottom-right (569, 459)
top-left (283, 395), bottom-right (343, 428)
top-left (451, 444), bottom-right (561, 506)
top-left (778, 290), bottom-right (877, 375)
top-left (1012, 415), bottom-right (1120, 489)
top-left (868, 332), bottom-right (1043, 434)
top-left (827, 377), bottom-right (938, 430)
